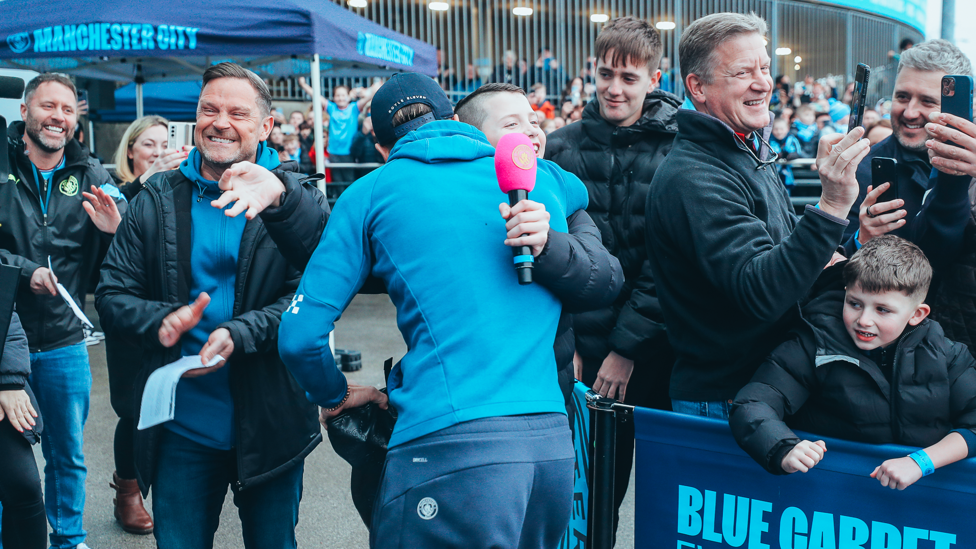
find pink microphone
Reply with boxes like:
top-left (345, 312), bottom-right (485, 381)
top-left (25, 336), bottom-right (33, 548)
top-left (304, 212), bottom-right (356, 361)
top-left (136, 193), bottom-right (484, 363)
top-left (494, 133), bottom-right (537, 285)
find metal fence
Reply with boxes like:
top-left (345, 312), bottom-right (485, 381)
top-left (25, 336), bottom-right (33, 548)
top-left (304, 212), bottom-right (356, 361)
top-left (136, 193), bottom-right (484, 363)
top-left (267, 0), bottom-right (921, 107)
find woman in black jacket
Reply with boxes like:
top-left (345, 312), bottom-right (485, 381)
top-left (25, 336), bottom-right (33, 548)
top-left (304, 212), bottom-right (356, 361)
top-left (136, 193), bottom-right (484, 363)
top-left (105, 115), bottom-right (190, 535)
top-left (0, 309), bottom-right (46, 549)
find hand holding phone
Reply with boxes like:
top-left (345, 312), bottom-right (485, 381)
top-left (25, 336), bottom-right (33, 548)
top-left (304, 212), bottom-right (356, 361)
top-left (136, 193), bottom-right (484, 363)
top-left (168, 122), bottom-right (196, 150)
top-left (926, 75), bottom-right (976, 179)
top-left (872, 157), bottom-right (898, 208)
top-left (859, 158), bottom-right (907, 245)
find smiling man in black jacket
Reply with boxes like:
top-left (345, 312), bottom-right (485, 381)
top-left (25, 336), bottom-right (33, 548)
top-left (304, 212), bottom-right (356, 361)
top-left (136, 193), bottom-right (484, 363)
top-left (646, 12), bottom-right (869, 421)
top-left (96, 63), bottom-right (322, 549)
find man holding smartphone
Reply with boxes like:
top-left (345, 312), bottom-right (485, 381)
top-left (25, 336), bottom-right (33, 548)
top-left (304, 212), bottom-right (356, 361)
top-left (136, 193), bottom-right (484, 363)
top-left (844, 39), bottom-right (972, 250)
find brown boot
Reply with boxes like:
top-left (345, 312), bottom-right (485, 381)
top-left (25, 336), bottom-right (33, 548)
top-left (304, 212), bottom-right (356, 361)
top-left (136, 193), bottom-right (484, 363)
top-left (110, 471), bottom-right (154, 534)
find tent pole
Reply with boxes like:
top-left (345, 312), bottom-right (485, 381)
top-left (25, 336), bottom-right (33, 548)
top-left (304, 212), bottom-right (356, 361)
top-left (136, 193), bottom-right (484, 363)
top-left (310, 54), bottom-right (334, 354)
top-left (136, 82), bottom-right (144, 119)
top-left (311, 54), bottom-right (326, 194)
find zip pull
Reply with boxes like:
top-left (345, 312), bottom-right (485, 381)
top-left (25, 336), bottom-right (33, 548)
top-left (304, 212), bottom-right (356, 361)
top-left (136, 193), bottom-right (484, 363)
top-left (43, 213), bottom-right (48, 227)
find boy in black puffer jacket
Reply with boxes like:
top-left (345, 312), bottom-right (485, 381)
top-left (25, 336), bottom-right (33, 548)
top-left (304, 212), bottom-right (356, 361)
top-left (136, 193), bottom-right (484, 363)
top-left (731, 236), bottom-right (976, 490)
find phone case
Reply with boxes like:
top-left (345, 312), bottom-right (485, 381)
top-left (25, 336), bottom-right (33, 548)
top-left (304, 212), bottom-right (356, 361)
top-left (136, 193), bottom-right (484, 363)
top-left (848, 63), bottom-right (870, 133)
top-left (941, 75), bottom-right (974, 124)
top-left (872, 157), bottom-right (898, 206)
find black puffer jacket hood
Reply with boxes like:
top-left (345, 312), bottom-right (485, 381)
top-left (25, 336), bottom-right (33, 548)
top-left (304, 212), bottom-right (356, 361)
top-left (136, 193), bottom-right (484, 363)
top-left (545, 90), bottom-right (679, 361)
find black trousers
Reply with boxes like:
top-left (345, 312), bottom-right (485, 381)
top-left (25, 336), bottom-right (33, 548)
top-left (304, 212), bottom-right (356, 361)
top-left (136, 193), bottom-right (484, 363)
top-left (581, 346), bottom-right (673, 546)
top-left (0, 420), bottom-right (46, 549)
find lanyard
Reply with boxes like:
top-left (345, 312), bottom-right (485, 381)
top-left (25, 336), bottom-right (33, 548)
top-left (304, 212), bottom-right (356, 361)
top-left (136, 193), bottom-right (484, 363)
top-left (30, 162), bottom-right (55, 225)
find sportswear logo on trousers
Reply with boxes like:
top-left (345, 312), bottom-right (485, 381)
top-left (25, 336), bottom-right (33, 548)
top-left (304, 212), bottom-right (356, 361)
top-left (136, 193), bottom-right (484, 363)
top-left (417, 497), bottom-right (438, 520)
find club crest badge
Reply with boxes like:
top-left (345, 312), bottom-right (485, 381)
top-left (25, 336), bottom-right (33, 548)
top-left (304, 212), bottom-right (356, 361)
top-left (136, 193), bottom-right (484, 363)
top-left (6, 32), bottom-right (31, 54)
top-left (512, 144), bottom-right (534, 170)
top-left (417, 497), bottom-right (438, 520)
top-left (59, 176), bottom-right (79, 197)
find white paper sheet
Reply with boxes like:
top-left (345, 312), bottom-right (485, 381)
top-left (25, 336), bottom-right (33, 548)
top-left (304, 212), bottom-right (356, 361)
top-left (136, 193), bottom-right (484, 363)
top-left (137, 355), bottom-right (225, 430)
top-left (47, 256), bottom-right (93, 329)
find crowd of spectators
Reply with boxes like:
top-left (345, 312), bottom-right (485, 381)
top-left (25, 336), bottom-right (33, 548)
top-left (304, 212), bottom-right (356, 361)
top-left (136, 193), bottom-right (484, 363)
top-left (7, 11), bottom-right (976, 549)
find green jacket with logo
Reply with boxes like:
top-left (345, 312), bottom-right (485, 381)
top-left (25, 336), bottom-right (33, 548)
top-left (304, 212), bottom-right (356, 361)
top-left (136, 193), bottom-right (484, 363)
top-left (0, 121), bottom-right (121, 352)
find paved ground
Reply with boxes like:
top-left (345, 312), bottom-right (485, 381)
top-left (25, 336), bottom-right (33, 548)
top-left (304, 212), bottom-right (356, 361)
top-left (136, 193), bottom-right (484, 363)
top-left (31, 294), bottom-right (635, 548)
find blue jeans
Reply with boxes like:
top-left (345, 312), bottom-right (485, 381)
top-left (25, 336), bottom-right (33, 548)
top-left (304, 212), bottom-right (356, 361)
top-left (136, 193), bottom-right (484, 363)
top-left (671, 399), bottom-right (733, 420)
top-left (28, 341), bottom-right (91, 549)
top-left (152, 429), bottom-right (304, 549)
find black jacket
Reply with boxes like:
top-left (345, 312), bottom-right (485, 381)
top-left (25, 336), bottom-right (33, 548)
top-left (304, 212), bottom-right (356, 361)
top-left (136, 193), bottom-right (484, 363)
top-left (546, 91), bottom-right (679, 362)
top-left (910, 177), bottom-right (976, 360)
top-left (646, 109), bottom-right (850, 402)
top-left (259, 170), bottom-right (624, 416)
top-left (95, 166), bottom-right (323, 495)
top-left (350, 130), bottom-right (383, 179)
top-left (843, 134), bottom-right (932, 245)
top-left (0, 310), bottom-right (42, 444)
top-left (0, 121), bottom-right (119, 352)
top-left (731, 266), bottom-right (976, 474)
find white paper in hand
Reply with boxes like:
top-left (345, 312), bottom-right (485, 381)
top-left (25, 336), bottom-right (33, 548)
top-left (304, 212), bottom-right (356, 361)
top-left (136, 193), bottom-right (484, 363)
top-left (137, 355), bottom-right (225, 430)
top-left (47, 256), bottom-right (94, 329)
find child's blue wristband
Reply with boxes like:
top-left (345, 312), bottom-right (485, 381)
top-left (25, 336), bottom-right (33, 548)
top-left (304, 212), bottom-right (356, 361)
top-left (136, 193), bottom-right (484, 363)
top-left (909, 450), bottom-right (935, 477)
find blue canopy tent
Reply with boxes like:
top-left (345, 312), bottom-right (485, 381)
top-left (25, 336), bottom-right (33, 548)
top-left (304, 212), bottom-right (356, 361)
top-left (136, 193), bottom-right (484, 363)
top-left (0, 0), bottom-right (437, 175)
top-left (96, 81), bottom-right (201, 122)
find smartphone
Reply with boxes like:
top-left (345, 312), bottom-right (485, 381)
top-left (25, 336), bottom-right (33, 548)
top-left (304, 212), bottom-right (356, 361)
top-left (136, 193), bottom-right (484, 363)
top-left (167, 122), bottom-right (196, 150)
top-left (872, 157), bottom-right (898, 210)
top-left (847, 63), bottom-right (870, 133)
top-left (941, 75), bottom-right (974, 147)
top-left (76, 89), bottom-right (88, 107)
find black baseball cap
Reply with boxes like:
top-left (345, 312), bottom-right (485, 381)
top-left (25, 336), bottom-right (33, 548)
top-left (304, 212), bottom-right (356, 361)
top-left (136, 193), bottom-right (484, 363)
top-left (371, 73), bottom-right (455, 146)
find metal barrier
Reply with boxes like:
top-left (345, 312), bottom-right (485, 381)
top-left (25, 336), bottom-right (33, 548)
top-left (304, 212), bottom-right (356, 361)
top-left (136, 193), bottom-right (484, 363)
top-left (585, 389), bottom-right (634, 549)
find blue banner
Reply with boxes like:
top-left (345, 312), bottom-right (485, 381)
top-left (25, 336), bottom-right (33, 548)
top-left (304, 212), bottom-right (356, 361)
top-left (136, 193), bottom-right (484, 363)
top-left (634, 407), bottom-right (976, 548)
top-left (560, 381), bottom-right (591, 549)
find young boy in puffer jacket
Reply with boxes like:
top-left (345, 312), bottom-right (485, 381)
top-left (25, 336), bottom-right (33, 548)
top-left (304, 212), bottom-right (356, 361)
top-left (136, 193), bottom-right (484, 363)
top-left (731, 236), bottom-right (976, 490)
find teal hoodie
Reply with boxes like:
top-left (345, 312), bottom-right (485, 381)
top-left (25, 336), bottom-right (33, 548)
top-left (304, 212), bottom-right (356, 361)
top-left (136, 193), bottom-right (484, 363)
top-left (167, 143), bottom-right (279, 449)
top-left (279, 121), bottom-right (588, 447)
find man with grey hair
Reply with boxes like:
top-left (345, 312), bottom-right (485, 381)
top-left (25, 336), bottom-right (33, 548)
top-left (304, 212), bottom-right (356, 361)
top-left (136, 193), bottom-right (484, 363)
top-left (0, 71), bottom-right (123, 549)
top-left (95, 62), bottom-right (324, 548)
top-left (645, 12), bottom-right (869, 419)
top-left (845, 39), bottom-right (973, 250)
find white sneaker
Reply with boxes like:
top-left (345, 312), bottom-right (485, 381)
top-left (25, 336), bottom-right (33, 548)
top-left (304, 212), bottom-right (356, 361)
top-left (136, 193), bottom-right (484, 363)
top-left (92, 331), bottom-right (105, 341)
top-left (84, 334), bottom-right (100, 346)
top-left (77, 543), bottom-right (92, 549)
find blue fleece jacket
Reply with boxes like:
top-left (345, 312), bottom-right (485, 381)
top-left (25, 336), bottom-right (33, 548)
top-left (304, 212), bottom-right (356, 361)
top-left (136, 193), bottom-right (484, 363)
top-left (278, 121), bottom-right (588, 447)
top-left (167, 144), bottom-right (280, 449)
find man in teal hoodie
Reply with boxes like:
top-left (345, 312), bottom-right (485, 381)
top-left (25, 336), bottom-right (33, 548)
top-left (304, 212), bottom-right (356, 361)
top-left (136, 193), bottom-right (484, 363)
top-left (96, 63), bottom-right (322, 549)
top-left (276, 74), bottom-right (586, 548)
